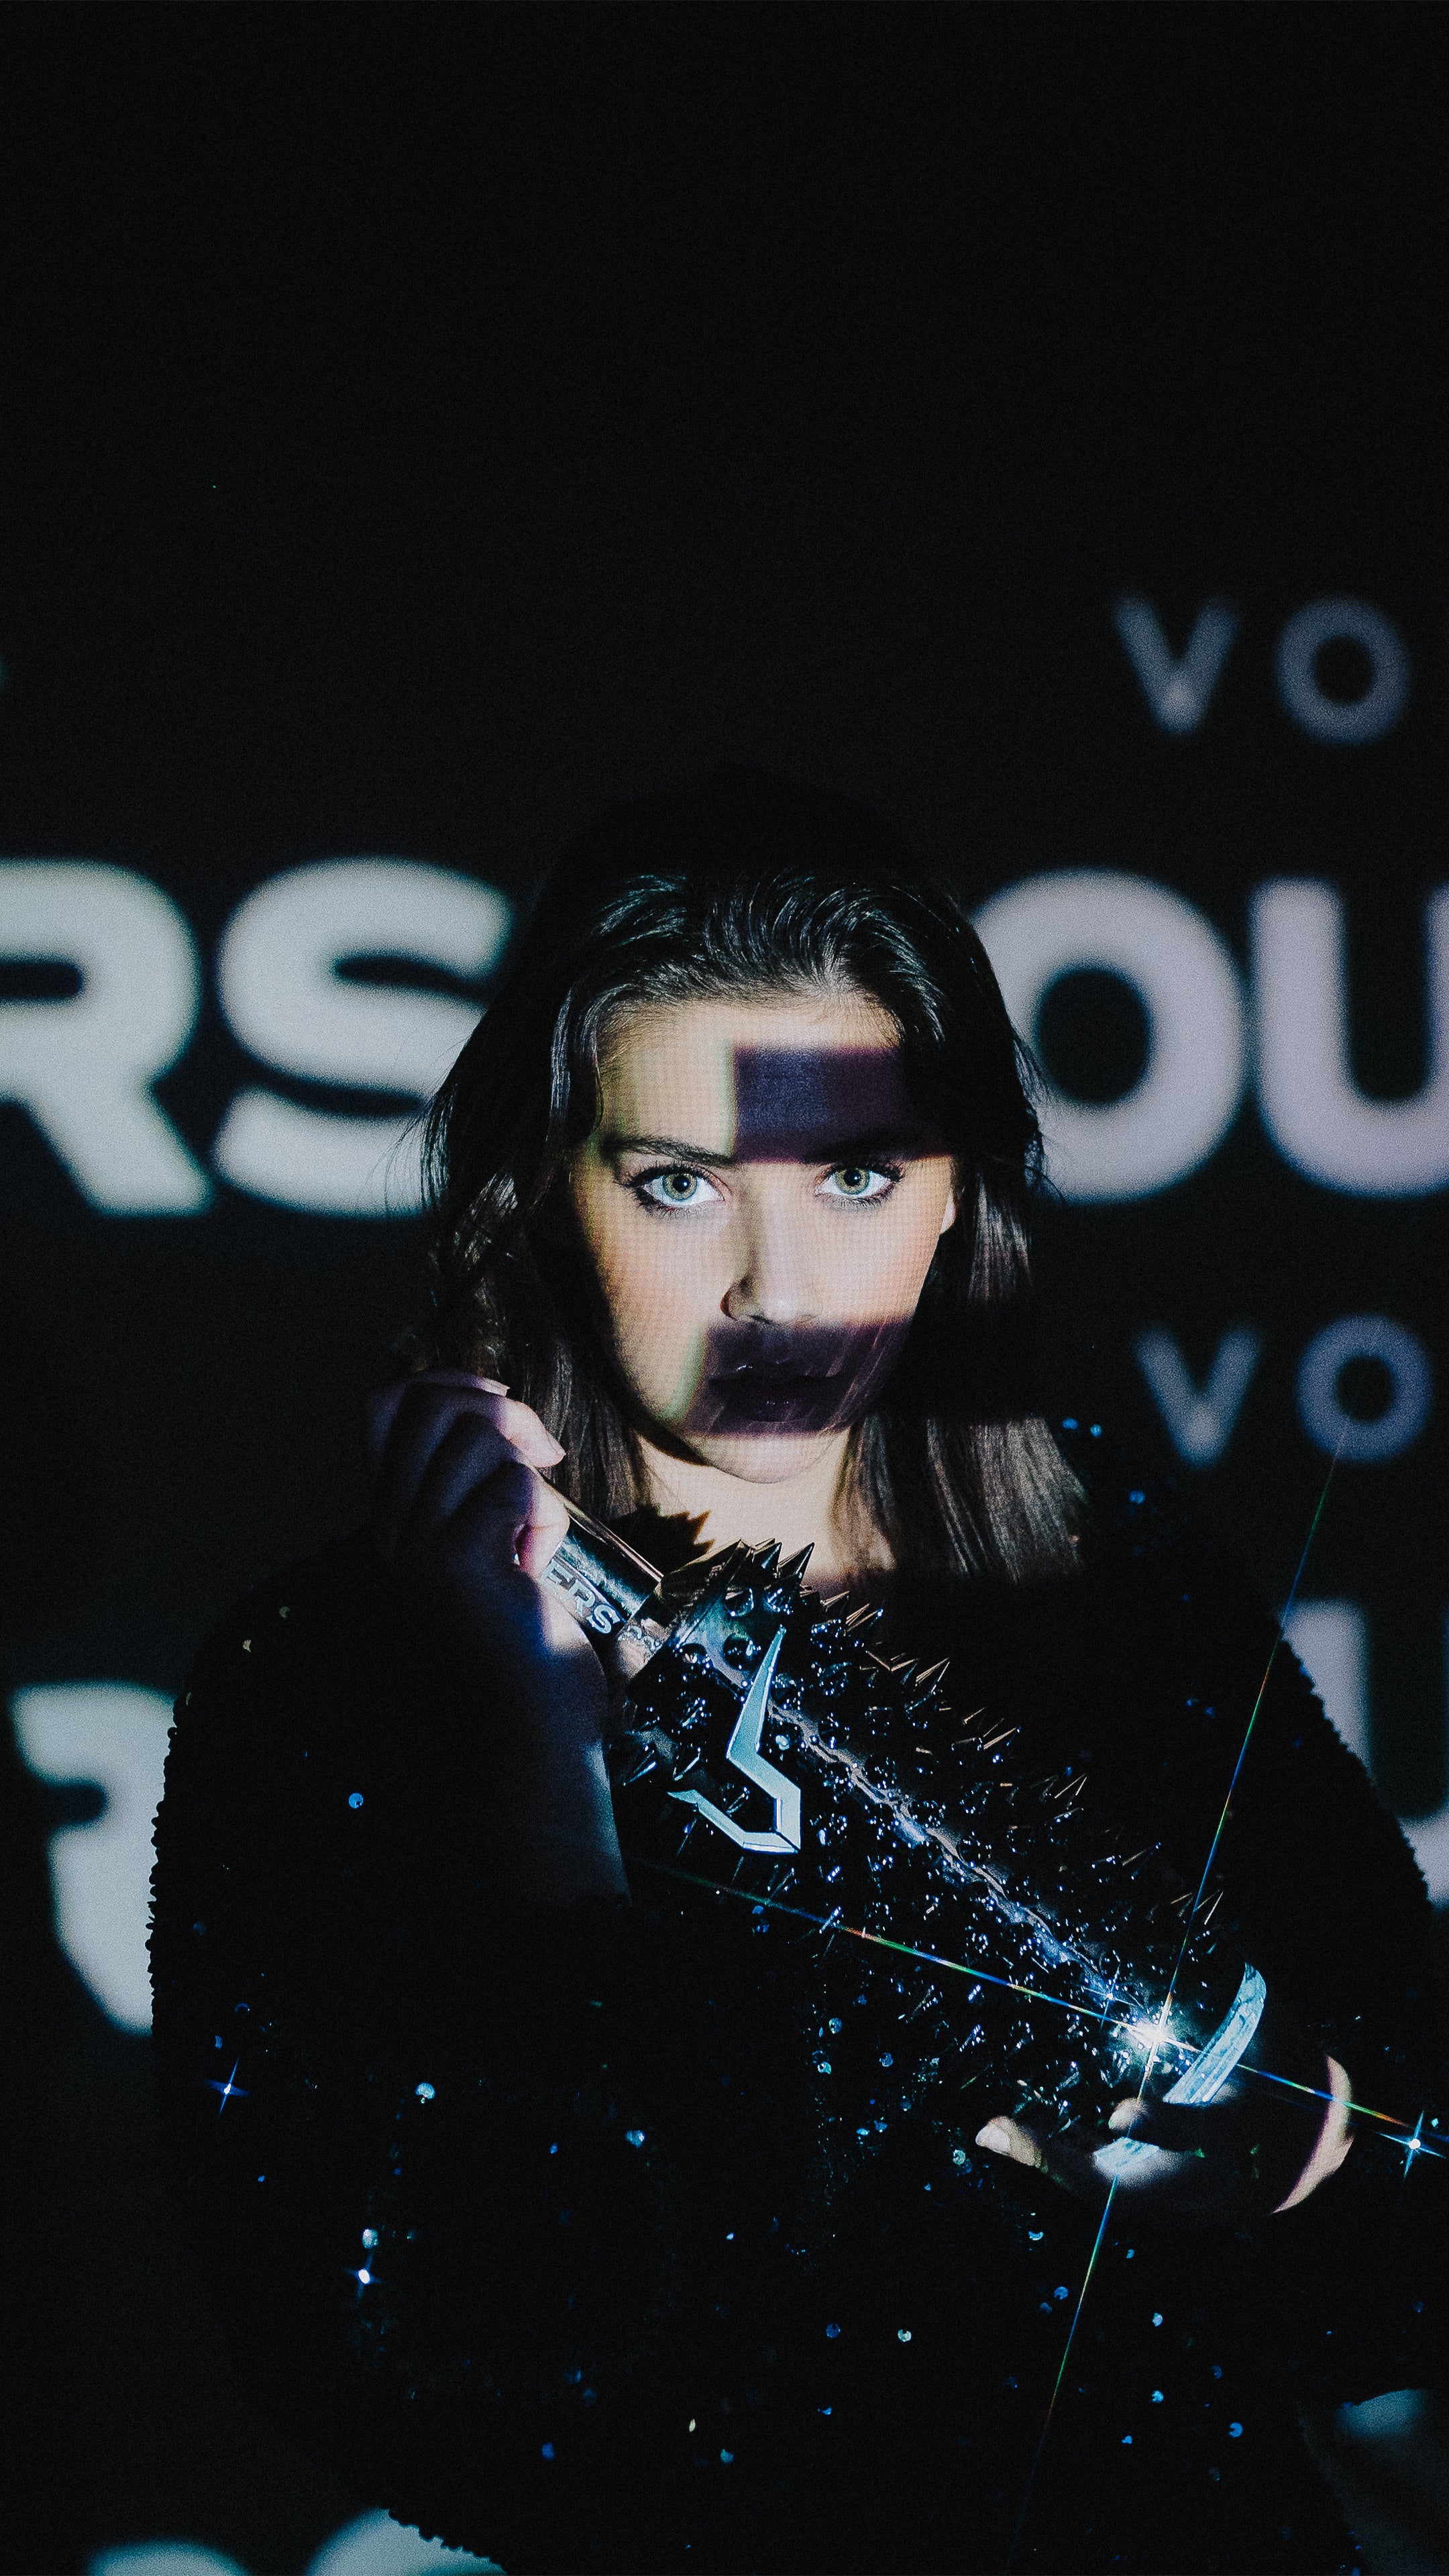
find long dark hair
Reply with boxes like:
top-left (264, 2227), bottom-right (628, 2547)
top-left (418, 767), bottom-right (1080, 1583)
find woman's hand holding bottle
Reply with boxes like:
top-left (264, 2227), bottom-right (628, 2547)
top-left (366, 1368), bottom-right (626, 1905)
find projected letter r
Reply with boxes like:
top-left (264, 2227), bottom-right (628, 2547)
top-left (0, 863), bottom-right (209, 1211)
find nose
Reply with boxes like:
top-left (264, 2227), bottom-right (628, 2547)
top-left (721, 1199), bottom-right (822, 1328)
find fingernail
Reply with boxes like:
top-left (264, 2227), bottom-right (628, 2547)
top-left (975, 2121), bottom-right (1013, 2155)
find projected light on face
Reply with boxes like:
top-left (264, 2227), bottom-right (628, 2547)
top-left (568, 990), bottom-right (958, 1483)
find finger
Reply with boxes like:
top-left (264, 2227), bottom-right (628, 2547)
top-left (368, 1373), bottom-right (564, 1481)
top-left (408, 1421), bottom-right (570, 1578)
top-left (372, 1385), bottom-right (562, 1558)
top-left (449, 1456), bottom-right (569, 1584)
top-left (1274, 2055), bottom-right (1354, 2212)
top-left (408, 1371), bottom-right (564, 1470)
top-left (515, 1475), bottom-right (571, 1580)
top-left (975, 2116), bottom-right (1050, 2174)
top-left (979, 2110), bottom-right (1182, 2208)
top-left (364, 1379), bottom-right (411, 1474)
top-left (373, 1393), bottom-right (514, 1561)
top-left (1106, 2098), bottom-right (1224, 2154)
top-left (1104, 2094), bottom-right (1218, 2151)
top-left (365, 1372), bottom-right (503, 1462)
top-left (978, 2114), bottom-right (1118, 2208)
top-left (397, 1411), bottom-right (527, 1561)
top-left (487, 1399), bottom-right (567, 1473)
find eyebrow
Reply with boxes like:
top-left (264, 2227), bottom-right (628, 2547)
top-left (598, 1126), bottom-right (939, 1167)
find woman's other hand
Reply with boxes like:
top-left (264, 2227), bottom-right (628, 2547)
top-left (365, 1369), bottom-right (625, 1904)
top-left (974, 2047), bottom-right (1354, 2224)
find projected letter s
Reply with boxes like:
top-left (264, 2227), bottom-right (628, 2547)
top-left (212, 861), bottom-right (511, 1216)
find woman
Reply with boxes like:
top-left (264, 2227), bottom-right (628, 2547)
top-left (153, 767), bottom-right (1445, 2573)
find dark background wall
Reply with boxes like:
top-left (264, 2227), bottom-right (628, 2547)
top-left (3, 9), bottom-right (1448, 2571)
top-left (3, 460), bottom-right (1446, 1785)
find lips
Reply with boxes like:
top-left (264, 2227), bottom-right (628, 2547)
top-left (706, 1365), bottom-right (837, 1426)
top-left (684, 1321), bottom-right (909, 1440)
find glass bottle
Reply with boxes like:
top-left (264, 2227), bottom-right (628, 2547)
top-left (541, 1498), bottom-right (1269, 2172)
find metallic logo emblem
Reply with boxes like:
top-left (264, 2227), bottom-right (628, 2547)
top-left (668, 1624), bottom-right (802, 1854)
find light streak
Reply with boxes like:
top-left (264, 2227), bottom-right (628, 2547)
top-left (623, 1858), bottom-right (1444, 2147)
top-left (1397, 2112), bottom-right (1428, 2177)
top-left (624, 1847), bottom-right (1134, 2031)
top-left (1180, 1436), bottom-right (1346, 1945)
top-left (1005, 1432), bottom-right (1350, 2564)
top-left (1242, 2062), bottom-right (1445, 2155)
top-left (207, 2059), bottom-right (247, 2114)
top-left (1004, 2180), bottom-right (1120, 2575)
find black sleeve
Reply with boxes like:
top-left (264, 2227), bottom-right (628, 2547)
top-left (1222, 1594), bottom-right (1449, 2404)
top-left (1085, 1521), bottom-right (1449, 2405)
top-left (150, 1536), bottom-right (827, 2571)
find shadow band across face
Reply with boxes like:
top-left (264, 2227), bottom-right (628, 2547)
top-left (726, 1042), bottom-right (945, 1165)
top-left (686, 1316), bottom-right (913, 1436)
top-left (604, 1040), bottom-right (959, 1437)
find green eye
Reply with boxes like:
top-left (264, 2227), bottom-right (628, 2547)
top-left (641, 1168), bottom-right (709, 1207)
top-left (822, 1165), bottom-right (894, 1201)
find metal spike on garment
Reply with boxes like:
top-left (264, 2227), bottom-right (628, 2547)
top-left (907, 1659), bottom-right (950, 1709)
top-left (816, 1591), bottom-right (850, 1618)
top-left (843, 1603), bottom-right (882, 1634)
top-left (613, 1745), bottom-right (659, 1788)
top-left (754, 1542), bottom-right (782, 1578)
top-left (776, 1546), bottom-right (814, 1588)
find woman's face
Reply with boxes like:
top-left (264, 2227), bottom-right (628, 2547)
top-left (568, 985), bottom-right (958, 1486)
